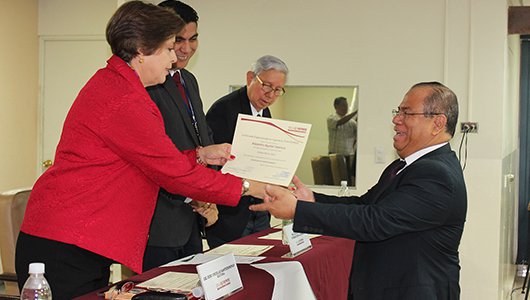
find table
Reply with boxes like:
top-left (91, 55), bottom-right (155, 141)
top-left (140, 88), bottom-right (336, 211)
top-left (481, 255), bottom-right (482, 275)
top-left (76, 228), bottom-right (355, 300)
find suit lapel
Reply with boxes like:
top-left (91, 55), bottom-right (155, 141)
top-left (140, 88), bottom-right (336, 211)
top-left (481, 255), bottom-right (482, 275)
top-left (162, 74), bottom-right (200, 145)
top-left (180, 70), bottom-right (212, 146)
top-left (239, 89), bottom-right (253, 116)
top-left (263, 107), bottom-right (272, 118)
top-left (372, 144), bottom-right (452, 203)
top-left (372, 159), bottom-right (403, 202)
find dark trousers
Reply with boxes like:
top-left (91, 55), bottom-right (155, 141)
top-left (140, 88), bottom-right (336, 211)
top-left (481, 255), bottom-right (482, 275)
top-left (16, 232), bottom-right (113, 300)
top-left (142, 219), bottom-right (203, 272)
top-left (241, 210), bottom-right (270, 237)
top-left (207, 210), bottom-right (270, 249)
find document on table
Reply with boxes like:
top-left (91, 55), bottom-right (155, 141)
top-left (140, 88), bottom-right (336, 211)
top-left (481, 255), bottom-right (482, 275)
top-left (221, 114), bottom-right (311, 186)
top-left (258, 230), bottom-right (322, 241)
top-left (163, 253), bottom-right (266, 266)
top-left (136, 272), bottom-right (199, 292)
top-left (207, 244), bottom-right (274, 257)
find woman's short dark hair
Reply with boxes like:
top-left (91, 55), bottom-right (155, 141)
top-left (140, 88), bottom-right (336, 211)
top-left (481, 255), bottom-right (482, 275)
top-left (106, 1), bottom-right (184, 62)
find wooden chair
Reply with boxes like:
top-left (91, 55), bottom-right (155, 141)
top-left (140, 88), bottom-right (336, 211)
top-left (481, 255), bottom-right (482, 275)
top-left (330, 154), bottom-right (350, 186)
top-left (311, 155), bottom-right (334, 185)
top-left (0, 188), bottom-right (31, 297)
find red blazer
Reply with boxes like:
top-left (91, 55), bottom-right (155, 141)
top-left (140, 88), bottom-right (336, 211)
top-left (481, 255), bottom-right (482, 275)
top-left (21, 55), bottom-right (241, 273)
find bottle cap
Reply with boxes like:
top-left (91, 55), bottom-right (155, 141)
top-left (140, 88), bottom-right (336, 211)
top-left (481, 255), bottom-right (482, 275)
top-left (340, 180), bottom-right (348, 187)
top-left (191, 286), bottom-right (204, 298)
top-left (28, 262), bottom-right (45, 274)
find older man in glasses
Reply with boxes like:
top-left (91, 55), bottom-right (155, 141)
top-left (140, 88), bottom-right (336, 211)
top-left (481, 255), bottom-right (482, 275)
top-left (205, 55), bottom-right (289, 248)
top-left (251, 82), bottom-right (467, 300)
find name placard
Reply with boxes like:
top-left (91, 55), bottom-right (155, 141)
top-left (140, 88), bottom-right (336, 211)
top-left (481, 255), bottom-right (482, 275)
top-left (196, 253), bottom-right (243, 300)
top-left (282, 223), bottom-right (312, 258)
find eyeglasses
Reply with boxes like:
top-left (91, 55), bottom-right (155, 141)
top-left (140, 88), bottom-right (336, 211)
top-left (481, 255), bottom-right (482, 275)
top-left (392, 108), bottom-right (444, 118)
top-left (255, 75), bottom-right (285, 96)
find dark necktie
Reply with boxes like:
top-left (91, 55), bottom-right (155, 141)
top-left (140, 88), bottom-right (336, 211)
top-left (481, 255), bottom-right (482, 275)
top-left (387, 159), bottom-right (406, 182)
top-left (172, 72), bottom-right (189, 107)
top-left (373, 159), bottom-right (406, 202)
top-left (256, 113), bottom-right (261, 117)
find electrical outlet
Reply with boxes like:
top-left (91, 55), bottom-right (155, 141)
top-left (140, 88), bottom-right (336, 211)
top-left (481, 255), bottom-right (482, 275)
top-left (460, 122), bottom-right (478, 133)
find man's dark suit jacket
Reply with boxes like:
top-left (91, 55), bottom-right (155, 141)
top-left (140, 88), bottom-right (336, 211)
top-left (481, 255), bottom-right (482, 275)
top-left (145, 69), bottom-right (213, 248)
top-left (205, 87), bottom-right (271, 246)
top-left (294, 144), bottom-right (467, 300)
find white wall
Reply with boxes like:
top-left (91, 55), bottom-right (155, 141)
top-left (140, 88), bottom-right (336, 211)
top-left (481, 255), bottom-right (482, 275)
top-left (0, 0), bottom-right (518, 298)
top-left (0, 1), bottom-right (38, 192)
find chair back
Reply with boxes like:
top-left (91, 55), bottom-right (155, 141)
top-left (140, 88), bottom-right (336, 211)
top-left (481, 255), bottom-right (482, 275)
top-left (330, 154), bottom-right (349, 186)
top-left (0, 188), bottom-right (31, 295)
top-left (311, 156), bottom-right (334, 185)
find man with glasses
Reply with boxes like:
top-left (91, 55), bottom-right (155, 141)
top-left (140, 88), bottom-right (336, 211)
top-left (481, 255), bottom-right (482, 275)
top-left (250, 82), bottom-right (467, 300)
top-left (205, 55), bottom-right (289, 248)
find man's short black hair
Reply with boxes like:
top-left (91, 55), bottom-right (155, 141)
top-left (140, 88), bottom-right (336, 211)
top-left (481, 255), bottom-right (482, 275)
top-left (334, 96), bottom-right (347, 108)
top-left (158, 0), bottom-right (199, 24)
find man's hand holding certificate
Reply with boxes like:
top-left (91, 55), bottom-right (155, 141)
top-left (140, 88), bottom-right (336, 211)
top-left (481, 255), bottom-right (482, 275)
top-left (222, 114), bottom-right (311, 186)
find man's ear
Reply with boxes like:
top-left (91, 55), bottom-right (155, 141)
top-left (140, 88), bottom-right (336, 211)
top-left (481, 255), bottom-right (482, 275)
top-left (433, 114), bottom-right (447, 134)
top-left (246, 71), bottom-right (254, 86)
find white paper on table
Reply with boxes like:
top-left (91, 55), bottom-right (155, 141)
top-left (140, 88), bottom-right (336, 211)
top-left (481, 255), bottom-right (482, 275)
top-left (163, 253), bottom-right (265, 267)
top-left (221, 114), bottom-right (311, 186)
top-left (258, 230), bottom-right (283, 240)
top-left (206, 244), bottom-right (273, 257)
top-left (252, 261), bottom-right (316, 300)
top-left (136, 272), bottom-right (199, 292)
top-left (258, 230), bottom-right (321, 241)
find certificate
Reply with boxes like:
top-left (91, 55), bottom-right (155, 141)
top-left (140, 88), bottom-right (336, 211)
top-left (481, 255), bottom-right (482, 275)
top-left (206, 244), bottom-right (274, 257)
top-left (221, 114), bottom-right (311, 186)
top-left (137, 272), bottom-right (199, 293)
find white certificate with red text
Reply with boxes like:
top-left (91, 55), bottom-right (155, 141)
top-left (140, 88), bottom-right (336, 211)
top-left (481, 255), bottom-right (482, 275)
top-left (221, 114), bottom-right (311, 186)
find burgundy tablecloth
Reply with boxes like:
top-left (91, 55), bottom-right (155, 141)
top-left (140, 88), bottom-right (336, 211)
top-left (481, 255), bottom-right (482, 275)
top-left (76, 228), bottom-right (355, 300)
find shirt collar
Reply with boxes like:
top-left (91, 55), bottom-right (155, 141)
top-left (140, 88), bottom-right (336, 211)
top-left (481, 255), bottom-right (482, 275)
top-left (397, 142), bottom-right (448, 174)
top-left (169, 69), bottom-right (182, 83)
top-left (249, 103), bottom-right (263, 116)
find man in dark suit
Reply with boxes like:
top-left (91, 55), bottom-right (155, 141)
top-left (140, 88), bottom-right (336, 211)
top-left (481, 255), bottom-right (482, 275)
top-left (251, 82), bottom-right (467, 300)
top-left (143, 1), bottom-right (218, 271)
top-left (205, 55), bottom-right (289, 248)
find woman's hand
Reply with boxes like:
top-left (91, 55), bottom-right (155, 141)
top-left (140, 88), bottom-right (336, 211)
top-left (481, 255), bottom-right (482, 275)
top-left (290, 175), bottom-right (315, 202)
top-left (197, 144), bottom-right (234, 166)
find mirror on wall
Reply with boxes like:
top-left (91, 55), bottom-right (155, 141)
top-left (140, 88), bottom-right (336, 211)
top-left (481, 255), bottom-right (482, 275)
top-left (229, 85), bottom-right (359, 187)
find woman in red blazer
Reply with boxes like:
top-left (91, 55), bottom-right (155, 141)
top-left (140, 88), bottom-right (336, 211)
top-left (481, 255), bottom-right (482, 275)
top-left (15, 2), bottom-right (263, 298)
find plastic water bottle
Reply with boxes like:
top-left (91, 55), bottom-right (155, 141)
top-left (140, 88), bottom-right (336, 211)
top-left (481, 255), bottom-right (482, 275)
top-left (338, 180), bottom-right (349, 196)
top-left (281, 219), bottom-right (293, 245)
top-left (20, 263), bottom-right (52, 300)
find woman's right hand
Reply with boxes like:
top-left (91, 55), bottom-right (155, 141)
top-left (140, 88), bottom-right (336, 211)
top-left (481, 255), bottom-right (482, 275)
top-left (244, 179), bottom-right (268, 199)
top-left (197, 143), bottom-right (234, 166)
